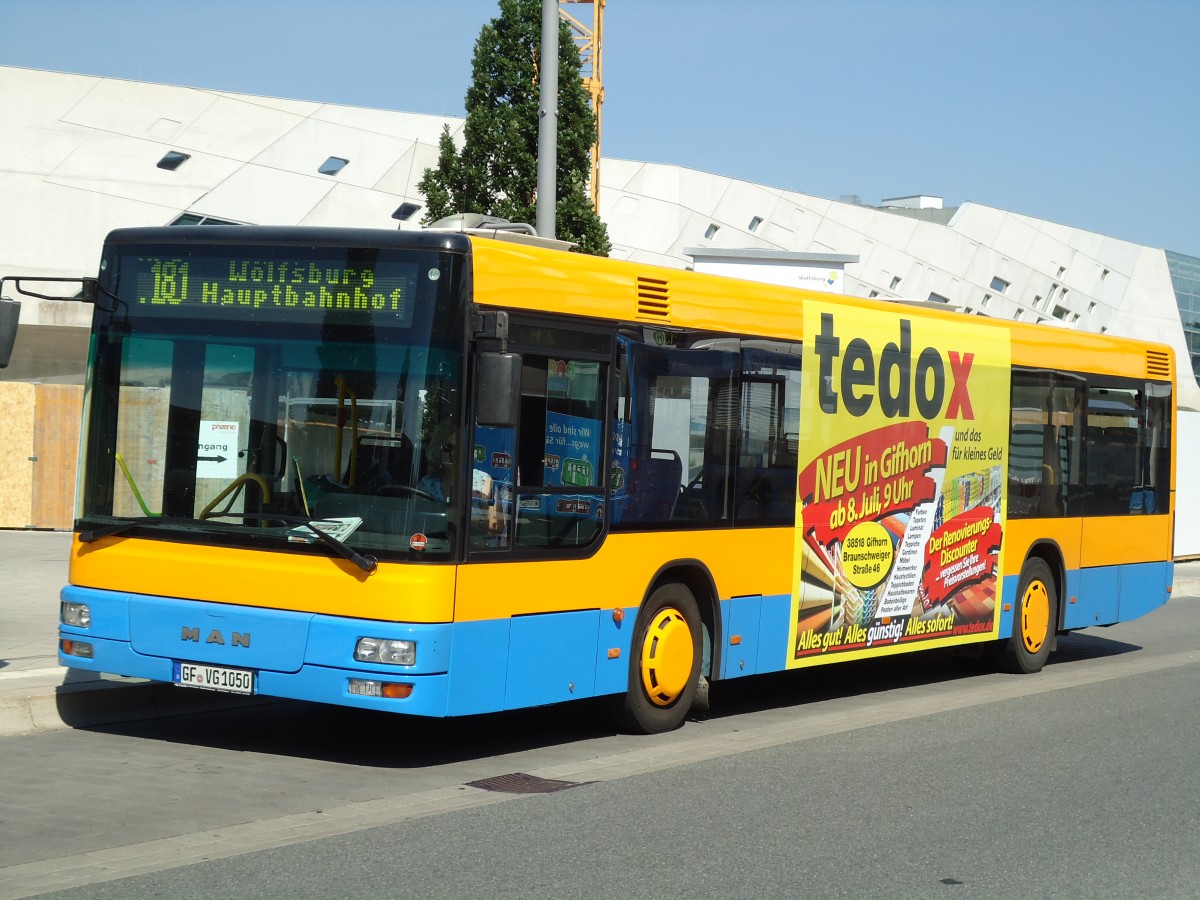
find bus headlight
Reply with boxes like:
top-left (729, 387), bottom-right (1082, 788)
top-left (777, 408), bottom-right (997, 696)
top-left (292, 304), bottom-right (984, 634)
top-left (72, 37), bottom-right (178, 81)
top-left (61, 601), bottom-right (91, 628)
top-left (354, 637), bottom-right (416, 666)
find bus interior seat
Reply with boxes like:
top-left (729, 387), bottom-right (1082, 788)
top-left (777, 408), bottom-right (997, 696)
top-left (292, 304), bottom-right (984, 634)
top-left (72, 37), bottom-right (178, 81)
top-left (735, 467), bottom-right (796, 522)
top-left (613, 450), bottom-right (681, 524)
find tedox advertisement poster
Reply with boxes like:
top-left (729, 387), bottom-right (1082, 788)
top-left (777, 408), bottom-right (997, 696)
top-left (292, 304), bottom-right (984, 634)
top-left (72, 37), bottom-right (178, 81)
top-left (788, 301), bottom-right (1011, 668)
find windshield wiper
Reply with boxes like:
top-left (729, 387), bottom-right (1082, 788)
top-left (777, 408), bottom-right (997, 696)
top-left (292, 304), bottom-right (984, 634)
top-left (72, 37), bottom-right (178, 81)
top-left (78, 513), bottom-right (378, 575)
top-left (277, 515), bottom-right (378, 574)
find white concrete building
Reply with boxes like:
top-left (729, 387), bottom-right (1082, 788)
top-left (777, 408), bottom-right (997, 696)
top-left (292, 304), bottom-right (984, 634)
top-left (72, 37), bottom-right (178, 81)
top-left (2, 65), bottom-right (1197, 552)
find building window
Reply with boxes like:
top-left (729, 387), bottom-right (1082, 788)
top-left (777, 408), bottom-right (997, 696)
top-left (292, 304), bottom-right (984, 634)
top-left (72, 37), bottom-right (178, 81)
top-left (889, 276), bottom-right (902, 290)
top-left (1101, 268), bottom-right (1110, 280)
top-left (868, 290), bottom-right (879, 298)
top-left (318, 156), bottom-right (349, 176)
top-left (928, 292), bottom-right (950, 304)
top-left (169, 213), bottom-right (241, 226)
top-left (156, 151), bottom-right (190, 171)
top-left (981, 293), bottom-right (992, 308)
top-left (704, 223), bottom-right (720, 239)
top-left (748, 216), bottom-right (763, 232)
top-left (1053, 304), bottom-right (1071, 320)
top-left (989, 276), bottom-right (1010, 293)
top-left (392, 202), bottom-right (422, 222)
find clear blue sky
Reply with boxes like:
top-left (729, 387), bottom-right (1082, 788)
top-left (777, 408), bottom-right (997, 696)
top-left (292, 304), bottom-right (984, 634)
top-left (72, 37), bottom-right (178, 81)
top-left (2, 0), bottom-right (1197, 255)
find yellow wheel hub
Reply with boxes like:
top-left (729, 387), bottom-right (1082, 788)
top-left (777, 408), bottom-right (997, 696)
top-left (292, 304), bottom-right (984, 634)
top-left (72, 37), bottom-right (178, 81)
top-left (1020, 580), bottom-right (1050, 654)
top-left (639, 607), bottom-right (694, 707)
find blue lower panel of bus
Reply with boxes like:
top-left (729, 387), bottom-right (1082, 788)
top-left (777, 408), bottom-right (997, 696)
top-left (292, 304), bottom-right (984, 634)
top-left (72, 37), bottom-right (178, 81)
top-left (58, 562), bottom-right (1171, 719)
top-left (998, 560), bottom-right (1172, 636)
top-left (57, 586), bottom-right (638, 718)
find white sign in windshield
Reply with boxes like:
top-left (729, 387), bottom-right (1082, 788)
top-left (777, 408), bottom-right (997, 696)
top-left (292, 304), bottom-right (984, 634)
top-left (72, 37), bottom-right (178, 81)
top-left (198, 421), bottom-right (239, 479)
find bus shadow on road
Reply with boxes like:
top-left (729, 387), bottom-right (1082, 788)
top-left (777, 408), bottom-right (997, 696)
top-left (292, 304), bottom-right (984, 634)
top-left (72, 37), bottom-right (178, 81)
top-left (76, 631), bottom-right (1145, 767)
top-left (695, 630), bottom-right (1145, 724)
top-left (78, 692), bottom-right (623, 767)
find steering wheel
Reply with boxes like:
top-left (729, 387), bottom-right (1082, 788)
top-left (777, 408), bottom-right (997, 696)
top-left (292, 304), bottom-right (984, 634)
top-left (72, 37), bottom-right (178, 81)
top-left (378, 484), bottom-right (440, 503)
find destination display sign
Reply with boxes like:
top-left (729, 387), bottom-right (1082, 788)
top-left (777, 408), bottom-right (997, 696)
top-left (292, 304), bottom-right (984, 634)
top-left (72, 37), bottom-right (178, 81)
top-left (123, 250), bottom-right (422, 326)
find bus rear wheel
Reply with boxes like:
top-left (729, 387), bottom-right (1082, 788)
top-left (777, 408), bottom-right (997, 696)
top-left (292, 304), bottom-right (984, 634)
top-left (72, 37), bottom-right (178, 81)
top-left (617, 583), bottom-right (701, 734)
top-left (1002, 558), bottom-right (1058, 674)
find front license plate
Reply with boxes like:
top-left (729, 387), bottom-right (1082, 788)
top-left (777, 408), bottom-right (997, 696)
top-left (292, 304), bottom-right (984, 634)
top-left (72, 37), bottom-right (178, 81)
top-left (173, 661), bottom-right (255, 695)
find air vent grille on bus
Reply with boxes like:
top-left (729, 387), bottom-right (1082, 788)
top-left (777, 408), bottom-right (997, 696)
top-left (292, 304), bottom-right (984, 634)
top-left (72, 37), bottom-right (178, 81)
top-left (636, 276), bottom-right (670, 321)
top-left (1146, 350), bottom-right (1172, 379)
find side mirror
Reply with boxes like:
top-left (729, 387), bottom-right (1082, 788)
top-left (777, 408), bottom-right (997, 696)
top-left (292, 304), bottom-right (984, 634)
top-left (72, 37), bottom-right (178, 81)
top-left (0, 298), bottom-right (21, 369)
top-left (476, 352), bottom-right (521, 427)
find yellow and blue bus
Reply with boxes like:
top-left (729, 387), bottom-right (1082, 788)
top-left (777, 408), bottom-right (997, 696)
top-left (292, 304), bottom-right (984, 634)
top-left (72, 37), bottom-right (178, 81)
top-left (22, 225), bottom-right (1174, 733)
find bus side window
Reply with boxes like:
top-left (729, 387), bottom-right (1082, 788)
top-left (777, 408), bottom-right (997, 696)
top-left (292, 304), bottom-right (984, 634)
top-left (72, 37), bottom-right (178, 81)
top-left (1085, 379), bottom-right (1170, 516)
top-left (735, 344), bottom-right (801, 525)
top-left (1143, 383), bottom-right (1172, 515)
top-left (474, 353), bottom-right (607, 551)
top-left (611, 341), bottom-right (737, 529)
top-left (1085, 382), bottom-right (1136, 515)
top-left (1008, 371), bottom-right (1083, 519)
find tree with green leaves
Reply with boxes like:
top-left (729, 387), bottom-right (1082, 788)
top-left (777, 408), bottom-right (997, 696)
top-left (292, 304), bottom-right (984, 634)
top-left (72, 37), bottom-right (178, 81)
top-left (418, 0), bottom-right (610, 256)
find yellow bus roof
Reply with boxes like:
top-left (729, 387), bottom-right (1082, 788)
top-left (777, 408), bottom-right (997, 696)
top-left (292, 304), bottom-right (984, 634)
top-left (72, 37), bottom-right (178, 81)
top-left (468, 236), bottom-right (1175, 384)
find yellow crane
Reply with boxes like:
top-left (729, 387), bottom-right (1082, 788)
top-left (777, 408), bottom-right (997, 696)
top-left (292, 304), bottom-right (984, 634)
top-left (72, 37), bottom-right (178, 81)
top-left (559, 1), bottom-right (604, 212)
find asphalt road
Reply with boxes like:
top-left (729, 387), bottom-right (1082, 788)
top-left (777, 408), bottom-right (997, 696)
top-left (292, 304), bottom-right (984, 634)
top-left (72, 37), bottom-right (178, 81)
top-left (2, 584), bottom-right (1197, 900)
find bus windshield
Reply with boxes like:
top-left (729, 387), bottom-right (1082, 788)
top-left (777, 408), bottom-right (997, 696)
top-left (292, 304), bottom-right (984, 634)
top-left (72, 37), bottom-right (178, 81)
top-left (77, 236), bottom-right (468, 562)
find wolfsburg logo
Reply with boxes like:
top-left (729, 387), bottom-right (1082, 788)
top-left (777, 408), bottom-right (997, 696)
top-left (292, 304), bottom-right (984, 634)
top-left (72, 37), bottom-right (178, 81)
top-left (180, 627), bottom-right (251, 648)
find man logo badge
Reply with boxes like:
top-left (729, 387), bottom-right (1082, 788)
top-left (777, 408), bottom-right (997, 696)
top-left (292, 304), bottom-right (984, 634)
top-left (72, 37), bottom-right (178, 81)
top-left (180, 627), bottom-right (250, 648)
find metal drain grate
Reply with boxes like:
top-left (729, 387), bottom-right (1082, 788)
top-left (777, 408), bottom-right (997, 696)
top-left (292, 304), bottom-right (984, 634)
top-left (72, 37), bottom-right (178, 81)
top-left (466, 772), bottom-right (584, 794)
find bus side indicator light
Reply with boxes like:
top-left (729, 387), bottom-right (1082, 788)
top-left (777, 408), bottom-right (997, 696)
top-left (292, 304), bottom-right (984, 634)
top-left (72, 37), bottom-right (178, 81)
top-left (730, 635), bottom-right (743, 645)
top-left (612, 608), bottom-right (625, 623)
top-left (607, 648), bottom-right (621, 659)
top-left (1069, 596), bottom-right (1077, 604)
top-left (348, 679), bottom-right (413, 699)
top-left (61, 639), bottom-right (94, 659)
top-left (1003, 603), bottom-right (1012, 612)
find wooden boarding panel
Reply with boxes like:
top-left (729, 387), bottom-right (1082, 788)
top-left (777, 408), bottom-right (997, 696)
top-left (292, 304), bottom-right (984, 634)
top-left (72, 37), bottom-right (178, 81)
top-left (0, 382), bottom-right (36, 528)
top-left (31, 384), bottom-right (83, 529)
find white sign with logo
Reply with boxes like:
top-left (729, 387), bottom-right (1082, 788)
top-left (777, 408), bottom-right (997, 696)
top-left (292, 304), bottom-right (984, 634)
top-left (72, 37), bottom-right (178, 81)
top-left (198, 421), bottom-right (239, 479)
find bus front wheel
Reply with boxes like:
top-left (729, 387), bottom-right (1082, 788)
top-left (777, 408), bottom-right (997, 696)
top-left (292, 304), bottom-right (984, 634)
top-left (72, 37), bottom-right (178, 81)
top-left (617, 583), bottom-right (702, 734)
top-left (1002, 558), bottom-right (1058, 674)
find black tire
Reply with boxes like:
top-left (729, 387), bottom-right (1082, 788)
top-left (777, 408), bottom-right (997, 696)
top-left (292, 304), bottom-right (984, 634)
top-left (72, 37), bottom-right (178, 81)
top-left (616, 582), bottom-right (702, 734)
top-left (1001, 558), bottom-right (1058, 674)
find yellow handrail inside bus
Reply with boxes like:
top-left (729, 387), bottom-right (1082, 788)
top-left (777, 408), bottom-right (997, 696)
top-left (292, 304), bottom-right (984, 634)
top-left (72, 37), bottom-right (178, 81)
top-left (115, 451), bottom-right (158, 518)
top-left (333, 375), bottom-right (359, 485)
top-left (293, 456), bottom-right (311, 517)
top-left (200, 473), bottom-right (272, 519)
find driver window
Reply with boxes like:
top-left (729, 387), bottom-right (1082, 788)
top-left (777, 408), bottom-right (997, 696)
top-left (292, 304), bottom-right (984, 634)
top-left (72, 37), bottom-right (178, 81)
top-left (471, 352), bottom-right (607, 551)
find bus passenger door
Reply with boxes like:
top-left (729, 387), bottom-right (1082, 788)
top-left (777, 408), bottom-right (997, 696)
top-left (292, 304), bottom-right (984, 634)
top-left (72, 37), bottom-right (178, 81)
top-left (1007, 371), bottom-right (1085, 627)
